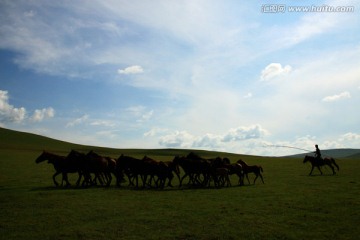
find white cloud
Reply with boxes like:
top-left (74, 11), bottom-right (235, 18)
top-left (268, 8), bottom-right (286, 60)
top-left (157, 124), bottom-right (269, 149)
top-left (66, 114), bottom-right (89, 128)
top-left (30, 107), bottom-right (55, 122)
top-left (222, 125), bottom-right (269, 142)
top-left (118, 65), bottom-right (144, 75)
top-left (322, 91), bottom-right (351, 102)
top-left (192, 134), bottom-right (222, 149)
top-left (0, 90), bottom-right (55, 124)
top-left (158, 130), bottom-right (194, 148)
top-left (339, 132), bottom-right (360, 142)
top-left (261, 63), bottom-right (292, 81)
top-left (0, 90), bottom-right (27, 123)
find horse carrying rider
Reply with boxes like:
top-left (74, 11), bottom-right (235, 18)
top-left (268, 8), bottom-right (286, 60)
top-left (314, 144), bottom-right (323, 163)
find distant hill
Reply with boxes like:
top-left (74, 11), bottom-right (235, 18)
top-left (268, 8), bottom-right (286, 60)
top-left (287, 148), bottom-right (360, 159)
top-left (0, 127), bottom-right (244, 159)
top-left (1, 127), bottom-right (359, 159)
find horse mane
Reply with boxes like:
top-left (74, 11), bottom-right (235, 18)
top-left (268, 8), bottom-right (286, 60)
top-left (237, 159), bottom-right (248, 166)
top-left (87, 150), bottom-right (101, 158)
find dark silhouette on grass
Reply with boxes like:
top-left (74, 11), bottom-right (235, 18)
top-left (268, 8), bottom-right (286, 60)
top-left (35, 151), bottom-right (82, 187)
top-left (86, 150), bottom-right (116, 187)
top-left (236, 159), bottom-right (264, 184)
top-left (303, 155), bottom-right (340, 175)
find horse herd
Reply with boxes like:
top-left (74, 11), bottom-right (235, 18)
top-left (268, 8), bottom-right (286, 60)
top-left (36, 150), bottom-right (340, 189)
top-left (35, 150), bottom-right (264, 189)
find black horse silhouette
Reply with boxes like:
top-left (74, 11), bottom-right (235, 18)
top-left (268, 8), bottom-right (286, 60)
top-left (303, 155), bottom-right (339, 175)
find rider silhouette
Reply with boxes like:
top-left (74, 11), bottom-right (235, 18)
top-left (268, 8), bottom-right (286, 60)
top-left (314, 144), bottom-right (322, 162)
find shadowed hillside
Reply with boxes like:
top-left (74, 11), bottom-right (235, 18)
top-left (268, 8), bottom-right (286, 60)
top-left (0, 127), bottom-right (247, 159)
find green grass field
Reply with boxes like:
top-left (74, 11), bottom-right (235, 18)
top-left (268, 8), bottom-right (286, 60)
top-left (1, 128), bottom-right (359, 239)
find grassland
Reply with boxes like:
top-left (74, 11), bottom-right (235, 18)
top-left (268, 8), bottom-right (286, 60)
top-left (1, 128), bottom-right (359, 239)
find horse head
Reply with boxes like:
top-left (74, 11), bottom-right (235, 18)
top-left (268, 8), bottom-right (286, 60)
top-left (67, 149), bottom-right (86, 161)
top-left (237, 159), bottom-right (248, 167)
top-left (172, 155), bottom-right (184, 164)
top-left (223, 157), bottom-right (231, 165)
top-left (303, 155), bottom-right (311, 163)
top-left (35, 151), bottom-right (48, 163)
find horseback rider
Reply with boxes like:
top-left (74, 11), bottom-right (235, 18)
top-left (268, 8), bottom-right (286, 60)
top-left (314, 144), bottom-right (323, 163)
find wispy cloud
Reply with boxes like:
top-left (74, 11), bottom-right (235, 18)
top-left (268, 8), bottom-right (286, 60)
top-left (118, 65), bottom-right (144, 75)
top-left (261, 63), bottom-right (292, 81)
top-left (243, 92), bottom-right (252, 99)
top-left (66, 115), bottom-right (89, 128)
top-left (322, 91), bottom-right (351, 102)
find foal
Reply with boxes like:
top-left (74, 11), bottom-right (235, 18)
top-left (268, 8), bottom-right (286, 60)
top-left (236, 159), bottom-right (264, 184)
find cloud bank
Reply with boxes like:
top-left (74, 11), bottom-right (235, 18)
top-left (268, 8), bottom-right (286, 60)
top-left (0, 90), bottom-right (54, 125)
top-left (156, 124), bottom-right (269, 149)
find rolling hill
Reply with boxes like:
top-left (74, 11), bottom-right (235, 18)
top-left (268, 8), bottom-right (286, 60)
top-left (0, 127), bottom-right (243, 159)
top-left (1, 127), bottom-right (359, 158)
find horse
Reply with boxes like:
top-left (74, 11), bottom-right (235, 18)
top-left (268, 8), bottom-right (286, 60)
top-left (303, 155), bottom-right (340, 175)
top-left (213, 168), bottom-right (231, 188)
top-left (35, 151), bottom-right (82, 187)
top-left (173, 153), bottom-right (213, 187)
top-left (142, 156), bottom-right (175, 189)
top-left (223, 162), bottom-right (244, 186)
top-left (64, 150), bottom-right (92, 187)
top-left (86, 151), bottom-right (115, 186)
top-left (236, 159), bottom-right (264, 184)
top-left (163, 159), bottom-right (181, 187)
top-left (116, 154), bottom-right (147, 188)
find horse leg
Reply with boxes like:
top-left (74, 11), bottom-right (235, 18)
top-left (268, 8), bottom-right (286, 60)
top-left (62, 173), bottom-right (71, 187)
top-left (76, 172), bottom-right (83, 187)
top-left (225, 175), bottom-right (231, 187)
top-left (309, 166), bottom-right (314, 176)
top-left (52, 171), bottom-right (61, 186)
top-left (246, 173), bottom-right (251, 184)
top-left (332, 159), bottom-right (340, 171)
top-left (317, 166), bottom-right (323, 175)
top-left (253, 174), bottom-right (258, 185)
top-left (259, 173), bottom-right (264, 184)
top-left (179, 173), bottom-right (188, 187)
top-left (106, 172), bottom-right (112, 186)
top-left (127, 173), bottom-right (134, 186)
top-left (167, 174), bottom-right (174, 187)
top-left (237, 172), bottom-right (244, 186)
top-left (141, 174), bottom-right (148, 188)
top-left (329, 164), bottom-right (335, 175)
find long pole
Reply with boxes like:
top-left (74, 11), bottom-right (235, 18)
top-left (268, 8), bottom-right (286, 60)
top-left (263, 144), bottom-right (313, 153)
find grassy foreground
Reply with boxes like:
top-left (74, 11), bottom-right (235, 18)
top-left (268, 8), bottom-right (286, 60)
top-left (1, 128), bottom-right (360, 239)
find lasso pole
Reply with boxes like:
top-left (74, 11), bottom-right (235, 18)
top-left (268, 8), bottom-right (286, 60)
top-left (263, 144), bottom-right (313, 153)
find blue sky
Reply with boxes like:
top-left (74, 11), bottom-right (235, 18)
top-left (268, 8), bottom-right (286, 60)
top-left (1, 0), bottom-right (359, 156)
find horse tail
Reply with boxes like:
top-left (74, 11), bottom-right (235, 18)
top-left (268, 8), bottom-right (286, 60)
top-left (259, 166), bottom-right (263, 173)
top-left (331, 158), bottom-right (340, 171)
